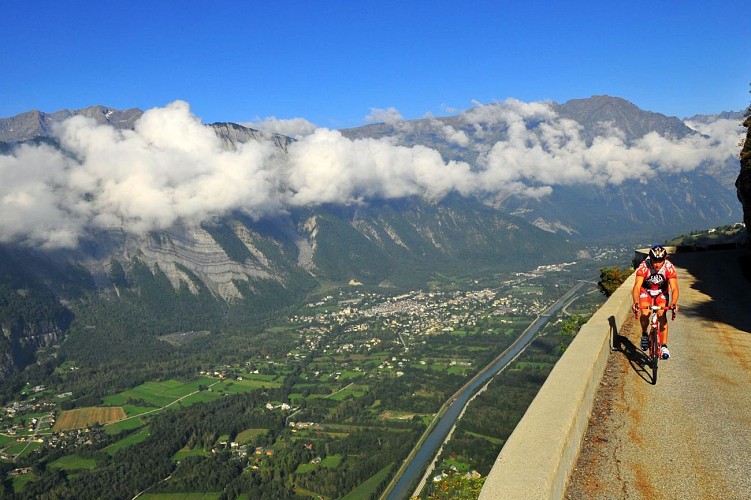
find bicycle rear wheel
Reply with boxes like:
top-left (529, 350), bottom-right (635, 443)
top-left (650, 330), bottom-right (659, 384)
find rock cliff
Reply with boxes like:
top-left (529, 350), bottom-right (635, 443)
top-left (737, 113), bottom-right (751, 243)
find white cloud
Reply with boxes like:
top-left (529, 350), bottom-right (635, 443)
top-left (0, 143), bottom-right (83, 247)
top-left (284, 128), bottom-right (474, 206)
top-left (1, 101), bottom-right (283, 247)
top-left (0, 99), bottom-right (742, 248)
top-left (244, 116), bottom-right (318, 139)
top-left (366, 107), bottom-right (404, 125)
top-left (471, 101), bottom-right (743, 193)
top-left (426, 117), bottom-right (470, 147)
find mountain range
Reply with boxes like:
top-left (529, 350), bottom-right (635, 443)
top-left (0, 96), bottom-right (745, 380)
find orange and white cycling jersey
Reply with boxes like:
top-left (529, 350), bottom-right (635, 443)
top-left (636, 258), bottom-right (677, 297)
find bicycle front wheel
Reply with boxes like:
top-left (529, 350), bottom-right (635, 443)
top-left (650, 332), bottom-right (659, 385)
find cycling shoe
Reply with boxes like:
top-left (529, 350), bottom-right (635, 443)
top-left (640, 334), bottom-right (649, 351)
top-left (661, 345), bottom-right (670, 360)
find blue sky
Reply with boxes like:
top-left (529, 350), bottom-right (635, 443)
top-left (1, 0), bottom-right (749, 128)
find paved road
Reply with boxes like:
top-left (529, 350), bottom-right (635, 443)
top-left (566, 248), bottom-right (751, 499)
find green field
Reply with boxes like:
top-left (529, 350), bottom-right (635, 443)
top-left (102, 378), bottom-right (217, 408)
top-left (464, 430), bottom-right (503, 445)
top-left (327, 384), bottom-right (366, 401)
top-left (0, 434), bottom-right (17, 446)
top-left (140, 493), bottom-right (221, 499)
top-left (235, 428), bottom-right (268, 444)
top-left (121, 404), bottom-right (158, 416)
top-left (515, 361), bottom-right (553, 370)
top-left (175, 391), bottom-right (223, 406)
top-left (172, 446), bottom-right (210, 461)
top-left (101, 376), bottom-right (282, 412)
top-left (238, 373), bottom-right (280, 382)
top-left (49, 454), bottom-right (97, 470)
top-left (342, 463), bottom-right (394, 500)
top-left (213, 377), bottom-right (281, 393)
top-left (321, 454), bottom-right (343, 468)
top-left (104, 428), bottom-right (151, 455)
top-left (447, 365), bottom-right (472, 375)
top-left (12, 472), bottom-right (35, 494)
top-left (5, 441), bottom-right (40, 456)
top-left (104, 416), bottom-right (144, 434)
top-left (292, 453), bottom-right (343, 473)
top-left (295, 462), bottom-right (317, 473)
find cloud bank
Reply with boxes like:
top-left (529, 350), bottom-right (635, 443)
top-left (244, 116), bottom-right (318, 139)
top-left (0, 99), bottom-right (742, 248)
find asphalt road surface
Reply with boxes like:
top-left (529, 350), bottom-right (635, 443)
top-left (566, 248), bottom-right (751, 500)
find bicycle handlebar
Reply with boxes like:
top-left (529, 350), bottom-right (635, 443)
top-left (633, 304), bottom-right (676, 320)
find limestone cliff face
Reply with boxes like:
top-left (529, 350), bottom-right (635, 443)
top-left (737, 114), bottom-right (751, 243)
top-left (77, 221), bottom-right (303, 302)
top-left (120, 225), bottom-right (279, 301)
top-left (0, 319), bottom-right (66, 379)
top-left (210, 122), bottom-right (294, 152)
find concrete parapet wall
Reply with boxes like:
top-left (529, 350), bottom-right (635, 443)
top-left (479, 273), bottom-right (636, 500)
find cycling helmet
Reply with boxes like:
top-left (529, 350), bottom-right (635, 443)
top-left (649, 245), bottom-right (667, 261)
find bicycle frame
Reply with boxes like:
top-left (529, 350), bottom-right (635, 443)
top-left (639, 305), bottom-right (675, 385)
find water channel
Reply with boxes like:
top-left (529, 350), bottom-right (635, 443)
top-left (386, 281), bottom-right (588, 499)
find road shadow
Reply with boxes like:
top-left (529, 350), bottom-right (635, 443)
top-left (671, 247), bottom-right (751, 334)
top-left (610, 315), bottom-right (654, 384)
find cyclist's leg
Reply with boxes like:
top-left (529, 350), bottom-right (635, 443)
top-left (638, 293), bottom-right (653, 350)
top-left (656, 293), bottom-right (669, 345)
top-left (638, 292), bottom-right (652, 332)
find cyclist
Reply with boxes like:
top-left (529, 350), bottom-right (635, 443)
top-left (632, 245), bottom-right (680, 359)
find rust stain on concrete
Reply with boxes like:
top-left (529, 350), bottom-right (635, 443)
top-left (632, 463), bottom-right (659, 498)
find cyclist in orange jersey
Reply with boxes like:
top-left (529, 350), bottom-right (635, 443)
top-left (632, 245), bottom-right (680, 359)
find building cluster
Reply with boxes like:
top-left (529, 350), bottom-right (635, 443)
top-left (2, 400), bottom-right (56, 436)
top-left (290, 285), bottom-right (551, 358)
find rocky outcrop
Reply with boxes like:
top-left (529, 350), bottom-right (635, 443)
top-left (737, 114), bottom-right (751, 244)
top-left (122, 225), bottom-right (278, 301)
top-left (0, 319), bottom-right (66, 379)
top-left (210, 122), bottom-right (295, 152)
top-left (0, 106), bottom-right (142, 142)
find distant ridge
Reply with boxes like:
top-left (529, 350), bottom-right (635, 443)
top-left (555, 95), bottom-right (695, 142)
top-left (0, 105), bottom-right (142, 142)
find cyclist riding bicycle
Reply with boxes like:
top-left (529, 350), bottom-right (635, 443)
top-left (632, 245), bottom-right (680, 359)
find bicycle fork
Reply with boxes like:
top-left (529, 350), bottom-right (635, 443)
top-left (649, 312), bottom-right (661, 359)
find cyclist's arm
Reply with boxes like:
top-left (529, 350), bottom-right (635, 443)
top-left (632, 275), bottom-right (645, 309)
top-left (668, 277), bottom-right (679, 311)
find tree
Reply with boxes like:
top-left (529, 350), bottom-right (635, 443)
top-left (598, 267), bottom-right (631, 296)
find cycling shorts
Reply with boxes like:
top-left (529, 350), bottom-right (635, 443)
top-left (638, 289), bottom-right (668, 309)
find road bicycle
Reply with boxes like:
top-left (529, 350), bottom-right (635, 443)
top-left (637, 305), bottom-right (675, 384)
